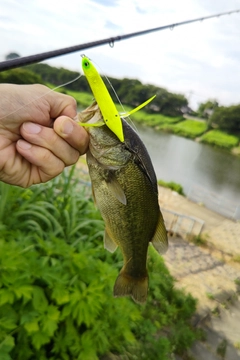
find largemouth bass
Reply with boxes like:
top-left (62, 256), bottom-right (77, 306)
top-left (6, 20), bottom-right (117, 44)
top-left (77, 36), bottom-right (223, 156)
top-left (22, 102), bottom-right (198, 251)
top-left (79, 103), bottom-right (168, 304)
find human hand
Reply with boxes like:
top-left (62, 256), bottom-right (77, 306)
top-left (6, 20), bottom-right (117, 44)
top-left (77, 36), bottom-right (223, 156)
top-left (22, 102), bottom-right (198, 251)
top-left (0, 84), bottom-right (89, 187)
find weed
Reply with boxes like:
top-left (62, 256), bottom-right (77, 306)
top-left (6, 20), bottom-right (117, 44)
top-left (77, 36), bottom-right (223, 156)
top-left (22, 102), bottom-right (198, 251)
top-left (206, 292), bottom-right (215, 300)
top-left (158, 179), bottom-right (185, 196)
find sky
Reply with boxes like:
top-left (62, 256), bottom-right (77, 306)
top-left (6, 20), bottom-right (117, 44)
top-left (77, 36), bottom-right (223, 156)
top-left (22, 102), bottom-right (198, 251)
top-left (0, 0), bottom-right (240, 110)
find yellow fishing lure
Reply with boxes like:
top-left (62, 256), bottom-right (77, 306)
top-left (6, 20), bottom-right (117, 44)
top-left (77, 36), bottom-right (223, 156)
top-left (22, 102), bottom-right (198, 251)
top-left (81, 55), bottom-right (155, 142)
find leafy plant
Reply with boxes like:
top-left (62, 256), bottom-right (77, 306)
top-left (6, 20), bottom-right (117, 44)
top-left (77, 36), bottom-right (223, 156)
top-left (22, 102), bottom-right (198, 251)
top-left (0, 167), bottom-right (199, 359)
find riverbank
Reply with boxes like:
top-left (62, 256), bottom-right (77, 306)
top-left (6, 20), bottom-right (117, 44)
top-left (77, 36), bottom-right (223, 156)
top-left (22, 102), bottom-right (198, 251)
top-left (131, 110), bottom-right (240, 156)
top-left (160, 187), bottom-right (240, 359)
top-left (159, 186), bottom-right (240, 306)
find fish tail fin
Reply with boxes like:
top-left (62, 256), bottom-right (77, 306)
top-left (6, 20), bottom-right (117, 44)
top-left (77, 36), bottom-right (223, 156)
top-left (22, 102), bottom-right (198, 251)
top-left (113, 271), bottom-right (148, 304)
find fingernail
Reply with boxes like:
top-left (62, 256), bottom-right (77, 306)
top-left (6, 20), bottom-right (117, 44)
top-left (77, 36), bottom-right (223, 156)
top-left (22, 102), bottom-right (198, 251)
top-left (62, 120), bottom-right (73, 134)
top-left (23, 122), bottom-right (41, 134)
top-left (18, 139), bottom-right (32, 149)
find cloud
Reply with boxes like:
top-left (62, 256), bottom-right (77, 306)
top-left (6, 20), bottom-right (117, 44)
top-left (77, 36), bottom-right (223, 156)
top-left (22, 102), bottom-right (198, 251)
top-left (90, 0), bottom-right (119, 6)
top-left (0, 0), bottom-right (240, 110)
top-left (105, 20), bottom-right (122, 31)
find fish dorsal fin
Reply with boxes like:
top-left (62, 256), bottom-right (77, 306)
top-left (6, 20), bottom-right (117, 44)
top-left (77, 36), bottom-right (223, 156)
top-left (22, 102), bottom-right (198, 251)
top-left (104, 228), bottom-right (118, 253)
top-left (121, 119), bottom-right (158, 192)
top-left (106, 173), bottom-right (127, 205)
top-left (151, 212), bottom-right (168, 254)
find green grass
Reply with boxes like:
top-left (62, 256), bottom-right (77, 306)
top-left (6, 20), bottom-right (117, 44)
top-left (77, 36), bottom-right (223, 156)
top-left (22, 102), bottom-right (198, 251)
top-left (169, 120), bottom-right (208, 139)
top-left (200, 130), bottom-right (239, 149)
top-left (130, 109), bottom-right (182, 126)
top-left (65, 90), bottom-right (94, 108)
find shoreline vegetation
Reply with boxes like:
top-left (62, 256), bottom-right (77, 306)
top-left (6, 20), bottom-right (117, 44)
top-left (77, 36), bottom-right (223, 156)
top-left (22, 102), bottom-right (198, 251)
top-left (50, 77), bottom-right (240, 156)
top-left (65, 89), bottom-right (240, 155)
top-left (1, 62), bottom-right (239, 155)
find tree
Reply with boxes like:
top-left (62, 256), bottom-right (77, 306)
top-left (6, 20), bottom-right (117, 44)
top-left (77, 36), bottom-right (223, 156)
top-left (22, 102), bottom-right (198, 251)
top-left (5, 52), bottom-right (20, 60)
top-left (197, 100), bottom-right (219, 119)
top-left (209, 105), bottom-right (240, 132)
top-left (0, 68), bottom-right (43, 85)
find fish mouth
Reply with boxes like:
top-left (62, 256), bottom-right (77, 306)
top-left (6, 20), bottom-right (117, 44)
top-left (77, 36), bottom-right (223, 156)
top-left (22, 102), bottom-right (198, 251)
top-left (78, 102), bottom-right (102, 125)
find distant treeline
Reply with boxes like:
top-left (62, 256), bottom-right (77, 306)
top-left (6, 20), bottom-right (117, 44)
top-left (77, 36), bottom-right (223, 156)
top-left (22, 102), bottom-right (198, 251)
top-left (1, 61), bottom-right (240, 132)
top-left (0, 62), bottom-right (188, 117)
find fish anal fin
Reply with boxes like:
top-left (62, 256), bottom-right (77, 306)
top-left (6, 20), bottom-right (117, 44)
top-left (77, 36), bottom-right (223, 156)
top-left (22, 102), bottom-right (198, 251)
top-left (106, 174), bottom-right (127, 205)
top-left (114, 272), bottom-right (148, 304)
top-left (104, 228), bottom-right (118, 253)
top-left (151, 212), bottom-right (168, 254)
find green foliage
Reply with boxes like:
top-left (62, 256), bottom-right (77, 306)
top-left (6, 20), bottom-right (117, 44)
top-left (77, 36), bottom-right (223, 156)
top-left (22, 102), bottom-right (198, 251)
top-left (5, 52), bottom-right (20, 60)
top-left (200, 130), bottom-right (239, 149)
top-left (216, 339), bottom-right (227, 359)
top-left (0, 68), bottom-right (43, 85)
top-left (114, 80), bottom-right (187, 117)
top-left (197, 99), bottom-right (218, 119)
top-left (27, 63), bottom-right (89, 92)
top-left (169, 120), bottom-right (208, 139)
top-left (0, 166), bottom-right (199, 359)
top-left (188, 234), bottom-right (208, 247)
top-left (65, 90), bottom-right (94, 108)
top-left (25, 63), bottom-right (188, 117)
top-left (209, 104), bottom-right (240, 132)
top-left (157, 180), bottom-right (185, 196)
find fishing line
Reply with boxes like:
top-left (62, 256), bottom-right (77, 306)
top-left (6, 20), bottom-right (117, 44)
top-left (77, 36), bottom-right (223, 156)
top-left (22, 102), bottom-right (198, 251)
top-left (0, 73), bottom-right (83, 120)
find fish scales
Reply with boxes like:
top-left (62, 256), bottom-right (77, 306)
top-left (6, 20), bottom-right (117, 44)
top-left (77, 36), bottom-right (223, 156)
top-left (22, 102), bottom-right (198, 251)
top-left (79, 104), bottom-right (168, 304)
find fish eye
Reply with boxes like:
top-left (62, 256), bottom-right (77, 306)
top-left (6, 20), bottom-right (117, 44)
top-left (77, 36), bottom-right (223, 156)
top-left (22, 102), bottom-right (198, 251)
top-left (84, 61), bottom-right (89, 67)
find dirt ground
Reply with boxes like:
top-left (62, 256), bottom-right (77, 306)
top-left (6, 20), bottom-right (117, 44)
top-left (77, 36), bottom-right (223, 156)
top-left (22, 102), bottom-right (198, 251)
top-left (158, 187), bottom-right (240, 359)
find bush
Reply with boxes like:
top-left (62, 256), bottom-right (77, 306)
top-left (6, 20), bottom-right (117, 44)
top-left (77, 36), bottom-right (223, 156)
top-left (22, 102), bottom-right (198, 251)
top-left (158, 180), bottom-right (185, 196)
top-left (0, 167), bottom-right (199, 359)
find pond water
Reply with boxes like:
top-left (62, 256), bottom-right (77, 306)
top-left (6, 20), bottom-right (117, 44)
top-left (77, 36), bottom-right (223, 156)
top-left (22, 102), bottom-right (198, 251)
top-left (136, 124), bottom-right (240, 219)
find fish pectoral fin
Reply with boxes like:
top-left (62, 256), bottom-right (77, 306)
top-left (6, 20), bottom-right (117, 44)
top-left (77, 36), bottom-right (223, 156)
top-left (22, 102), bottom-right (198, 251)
top-left (151, 212), bottom-right (168, 254)
top-left (106, 174), bottom-right (127, 205)
top-left (104, 228), bottom-right (118, 253)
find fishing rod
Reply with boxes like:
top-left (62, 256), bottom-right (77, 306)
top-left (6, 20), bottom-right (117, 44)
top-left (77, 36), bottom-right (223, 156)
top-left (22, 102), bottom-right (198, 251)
top-left (0, 9), bottom-right (239, 72)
